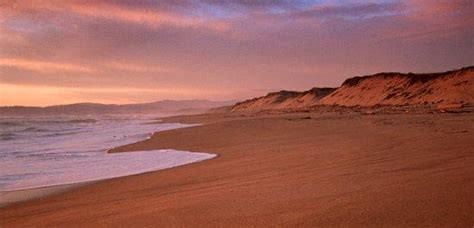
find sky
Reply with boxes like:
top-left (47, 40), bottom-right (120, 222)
top-left (0, 0), bottom-right (473, 106)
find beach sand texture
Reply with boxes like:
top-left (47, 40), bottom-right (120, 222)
top-left (1, 112), bottom-right (473, 227)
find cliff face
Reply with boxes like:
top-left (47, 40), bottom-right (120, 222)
top-left (231, 88), bottom-right (336, 112)
top-left (230, 66), bottom-right (473, 112)
top-left (320, 66), bottom-right (474, 107)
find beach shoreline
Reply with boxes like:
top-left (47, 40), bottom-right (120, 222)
top-left (0, 149), bottom-right (217, 208)
top-left (1, 111), bottom-right (473, 226)
top-left (0, 120), bottom-right (216, 208)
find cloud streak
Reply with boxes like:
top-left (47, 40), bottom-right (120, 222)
top-left (104, 62), bottom-right (172, 74)
top-left (0, 58), bottom-right (95, 74)
top-left (1, 0), bottom-right (229, 31)
top-left (292, 2), bottom-right (404, 19)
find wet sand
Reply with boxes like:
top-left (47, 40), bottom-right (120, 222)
top-left (0, 183), bottom-right (93, 208)
top-left (1, 112), bottom-right (473, 227)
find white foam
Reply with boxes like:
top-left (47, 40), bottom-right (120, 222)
top-left (0, 115), bottom-right (215, 192)
top-left (1, 149), bottom-right (216, 192)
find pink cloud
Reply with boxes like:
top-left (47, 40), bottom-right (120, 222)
top-left (0, 58), bottom-right (95, 74)
top-left (1, 0), bottom-right (229, 31)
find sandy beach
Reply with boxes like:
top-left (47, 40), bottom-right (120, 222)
top-left (1, 111), bottom-right (473, 227)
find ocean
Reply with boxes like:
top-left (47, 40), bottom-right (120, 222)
top-left (0, 115), bottom-right (215, 192)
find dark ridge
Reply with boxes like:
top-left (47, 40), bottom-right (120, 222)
top-left (233, 90), bottom-right (300, 106)
top-left (266, 90), bottom-right (300, 97)
top-left (302, 87), bottom-right (337, 97)
top-left (341, 66), bottom-right (474, 87)
top-left (233, 88), bottom-right (337, 107)
top-left (270, 90), bottom-right (301, 103)
top-left (233, 97), bottom-right (260, 106)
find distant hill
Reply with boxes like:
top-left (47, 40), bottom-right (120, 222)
top-left (0, 100), bottom-right (237, 116)
top-left (230, 66), bottom-right (473, 112)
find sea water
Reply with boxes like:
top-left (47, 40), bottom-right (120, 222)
top-left (0, 115), bottom-right (215, 192)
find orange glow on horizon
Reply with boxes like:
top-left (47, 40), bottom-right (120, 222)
top-left (0, 58), bottom-right (95, 74)
top-left (0, 83), bottom-right (237, 107)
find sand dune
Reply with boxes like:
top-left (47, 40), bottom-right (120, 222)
top-left (321, 66), bottom-right (474, 107)
top-left (231, 88), bottom-right (335, 112)
top-left (230, 66), bottom-right (473, 113)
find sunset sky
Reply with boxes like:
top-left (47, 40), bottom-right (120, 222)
top-left (1, 0), bottom-right (473, 106)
